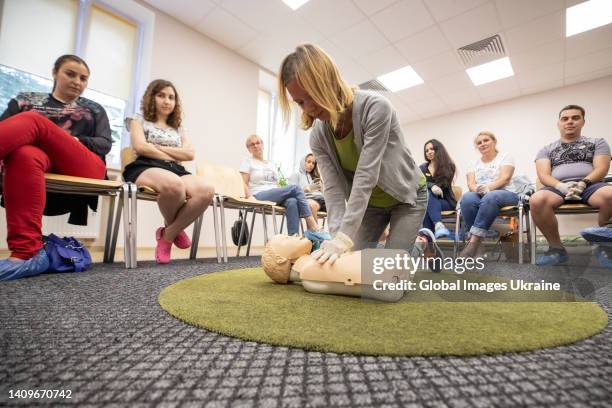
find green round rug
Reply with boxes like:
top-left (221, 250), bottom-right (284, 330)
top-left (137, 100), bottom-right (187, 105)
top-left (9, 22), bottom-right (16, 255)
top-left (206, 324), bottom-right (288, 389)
top-left (158, 268), bottom-right (608, 356)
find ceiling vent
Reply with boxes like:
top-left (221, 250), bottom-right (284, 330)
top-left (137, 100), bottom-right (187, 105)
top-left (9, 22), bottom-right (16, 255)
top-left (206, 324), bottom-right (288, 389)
top-left (457, 34), bottom-right (507, 68)
top-left (358, 79), bottom-right (390, 93)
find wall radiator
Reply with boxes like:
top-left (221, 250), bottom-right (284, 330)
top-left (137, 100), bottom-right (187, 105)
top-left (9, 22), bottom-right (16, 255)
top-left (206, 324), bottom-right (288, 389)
top-left (41, 204), bottom-right (101, 239)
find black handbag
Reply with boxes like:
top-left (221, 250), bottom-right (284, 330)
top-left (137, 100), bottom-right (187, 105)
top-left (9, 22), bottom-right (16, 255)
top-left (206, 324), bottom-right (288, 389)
top-left (497, 231), bottom-right (530, 263)
top-left (231, 211), bottom-right (249, 246)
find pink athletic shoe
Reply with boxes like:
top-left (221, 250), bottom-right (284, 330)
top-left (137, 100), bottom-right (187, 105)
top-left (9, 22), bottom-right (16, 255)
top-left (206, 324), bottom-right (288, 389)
top-left (174, 230), bottom-right (191, 249)
top-left (155, 227), bottom-right (172, 264)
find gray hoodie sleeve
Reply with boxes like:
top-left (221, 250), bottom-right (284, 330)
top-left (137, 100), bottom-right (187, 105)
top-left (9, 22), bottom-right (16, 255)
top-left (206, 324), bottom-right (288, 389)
top-left (288, 172), bottom-right (298, 186)
top-left (288, 172), bottom-right (305, 189)
top-left (288, 159), bottom-right (310, 190)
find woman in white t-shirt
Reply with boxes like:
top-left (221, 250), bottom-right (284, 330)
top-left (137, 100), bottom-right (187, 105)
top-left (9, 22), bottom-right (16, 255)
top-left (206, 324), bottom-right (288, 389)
top-left (240, 134), bottom-right (329, 241)
top-left (123, 79), bottom-right (214, 264)
top-left (459, 131), bottom-right (520, 257)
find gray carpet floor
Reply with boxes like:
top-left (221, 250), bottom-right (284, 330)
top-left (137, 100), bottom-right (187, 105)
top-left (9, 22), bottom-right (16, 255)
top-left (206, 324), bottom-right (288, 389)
top-left (1, 254), bottom-right (611, 407)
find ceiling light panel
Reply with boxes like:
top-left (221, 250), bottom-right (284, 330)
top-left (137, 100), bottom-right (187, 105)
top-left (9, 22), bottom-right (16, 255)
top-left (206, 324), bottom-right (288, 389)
top-left (466, 57), bottom-right (514, 86)
top-left (566, 0), bottom-right (612, 37)
top-left (281, 0), bottom-right (310, 11)
top-left (376, 66), bottom-right (424, 92)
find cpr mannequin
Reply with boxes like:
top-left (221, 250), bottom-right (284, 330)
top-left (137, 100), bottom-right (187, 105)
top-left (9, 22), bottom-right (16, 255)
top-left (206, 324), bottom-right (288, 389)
top-left (261, 234), bottom-right (411, 302)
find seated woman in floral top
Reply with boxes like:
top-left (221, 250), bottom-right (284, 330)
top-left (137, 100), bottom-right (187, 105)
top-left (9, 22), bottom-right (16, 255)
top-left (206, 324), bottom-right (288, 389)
top-left (124, 79), bottom-right (214, 264)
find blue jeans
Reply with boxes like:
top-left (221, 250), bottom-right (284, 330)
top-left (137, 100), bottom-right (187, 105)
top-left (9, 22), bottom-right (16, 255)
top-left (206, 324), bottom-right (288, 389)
top-left (422, 191), bottom-right (454, 230)
top-left (353, 188), bottom-right (428, 251)
top-left (460, 190), bottom-right (519, 238)
top-left (254, 185), bottom-right (312, 235)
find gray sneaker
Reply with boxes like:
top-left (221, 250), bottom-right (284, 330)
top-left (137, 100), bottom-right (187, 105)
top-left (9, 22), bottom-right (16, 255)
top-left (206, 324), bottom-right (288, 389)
top-left (418, 228), bottom-right (445, 272)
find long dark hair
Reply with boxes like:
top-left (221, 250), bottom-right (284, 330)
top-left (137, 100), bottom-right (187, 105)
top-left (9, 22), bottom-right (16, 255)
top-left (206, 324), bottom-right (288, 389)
top-left (141, 79), bottom-right (182, 129)
top-left (423, 139), bottom-right (456, 189)
top-left (304, 153), bottom-right (320, 180)
top-left (52, 54), bottom-right (90, 92)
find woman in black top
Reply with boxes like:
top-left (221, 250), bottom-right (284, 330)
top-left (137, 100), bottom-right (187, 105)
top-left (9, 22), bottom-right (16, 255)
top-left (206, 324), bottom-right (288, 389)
top-left (0, 54), bottom-right (110, 280)
top-left (420, 139), bottom-right (457, 239)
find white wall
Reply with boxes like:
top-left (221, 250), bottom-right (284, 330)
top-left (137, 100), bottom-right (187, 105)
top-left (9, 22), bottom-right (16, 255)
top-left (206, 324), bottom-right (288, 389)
top-left (401, 75), bottom-right (612, 235)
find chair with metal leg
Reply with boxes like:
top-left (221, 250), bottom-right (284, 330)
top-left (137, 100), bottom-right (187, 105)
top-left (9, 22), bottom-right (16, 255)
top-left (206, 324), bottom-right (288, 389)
top-left (455, 195), bottom-right (531, 264)
top-left (197, 161), bottom-right (277, 262)
top-left (530, 179), bottom-right (599, 265)
top-left (120, 147), bottom-right (207, 267)
top-left (432, 185), bottom-right (462, 257)
top-left (0, 172), bottom-right (130, 267)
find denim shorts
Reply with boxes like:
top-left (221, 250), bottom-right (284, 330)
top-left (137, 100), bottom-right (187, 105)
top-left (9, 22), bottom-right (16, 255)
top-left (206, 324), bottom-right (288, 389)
top-left (542, 181), bottom-right (609, 204)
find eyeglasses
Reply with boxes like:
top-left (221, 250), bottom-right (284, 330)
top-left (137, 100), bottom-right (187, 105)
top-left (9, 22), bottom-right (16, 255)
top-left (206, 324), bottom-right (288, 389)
top-left (247, 141), bottom-right (262, 148)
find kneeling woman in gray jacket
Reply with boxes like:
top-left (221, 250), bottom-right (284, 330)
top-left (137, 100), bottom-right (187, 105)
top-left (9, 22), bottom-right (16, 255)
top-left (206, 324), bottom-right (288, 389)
top-left (278, 44), bottom-right (427, 264)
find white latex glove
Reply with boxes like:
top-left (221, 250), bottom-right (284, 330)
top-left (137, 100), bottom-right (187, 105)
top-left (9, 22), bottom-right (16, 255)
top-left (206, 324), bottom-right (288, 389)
top-left (431, 185), bottom-right (443, 197)
top-left (565, 181), bottom-right (586, 200)
top-left (311, 231), bottom-right (353, 264)
top-left (555, 181), bottom-right (577, 196)
top-left (476, 184), bottom-right (490, 196)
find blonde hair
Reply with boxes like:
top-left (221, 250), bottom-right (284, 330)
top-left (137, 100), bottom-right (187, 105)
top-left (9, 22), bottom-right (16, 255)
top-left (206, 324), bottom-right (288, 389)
top-left (475, 131), bottom-right (499, 152)
top-left (245, 134), bottom-right (262, 148)
top-left (278, 44), bottom-right (354, 130)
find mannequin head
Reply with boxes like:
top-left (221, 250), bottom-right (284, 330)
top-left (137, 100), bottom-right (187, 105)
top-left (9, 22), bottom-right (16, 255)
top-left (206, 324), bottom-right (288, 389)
top-left (262, 234), bottom-right (312, 283)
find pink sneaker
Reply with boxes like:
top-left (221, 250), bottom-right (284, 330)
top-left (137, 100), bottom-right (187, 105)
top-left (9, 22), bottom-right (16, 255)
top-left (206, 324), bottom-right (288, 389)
top-left (174, 230), bottom-right (191, 249)
top-left (155, 227), bottom-right (172, 264)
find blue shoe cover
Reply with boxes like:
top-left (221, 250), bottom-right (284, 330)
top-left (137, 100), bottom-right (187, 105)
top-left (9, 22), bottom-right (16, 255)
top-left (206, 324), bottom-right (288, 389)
top-left (0, 249), bottom-right (50, 281)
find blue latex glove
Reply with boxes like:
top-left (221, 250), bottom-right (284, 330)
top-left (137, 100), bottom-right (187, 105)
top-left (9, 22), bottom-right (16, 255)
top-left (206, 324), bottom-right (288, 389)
top-left (304, 229), bottom-right (331, 251)
top-left (311, 232), bottom-right (353, 264)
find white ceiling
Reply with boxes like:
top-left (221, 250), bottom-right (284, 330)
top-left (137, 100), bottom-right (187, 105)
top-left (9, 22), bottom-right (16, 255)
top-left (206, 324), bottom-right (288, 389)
top-left (143, 0), bottom-right (612, 123)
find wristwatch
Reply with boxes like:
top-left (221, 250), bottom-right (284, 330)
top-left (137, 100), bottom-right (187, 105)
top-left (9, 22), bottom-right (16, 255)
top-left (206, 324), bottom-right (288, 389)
top-left (581, 178), bottom-right (592, 186)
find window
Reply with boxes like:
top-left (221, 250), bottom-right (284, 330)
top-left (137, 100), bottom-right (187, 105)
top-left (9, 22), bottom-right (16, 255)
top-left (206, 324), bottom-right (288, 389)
top-left (256, 89), bottom-right (272, 160)
top-left (84, 5), bottom-right (138, 102)
top-left (256, 70), bottom-right (311, 179)
top-left (0, 0), bottom-right (154, 169)
top-left (0, 0), bottom-right (78, 78)
top-left (268, 92), bottom-right (297, 177)
top-left (0, 64), bottom-right (126, 163)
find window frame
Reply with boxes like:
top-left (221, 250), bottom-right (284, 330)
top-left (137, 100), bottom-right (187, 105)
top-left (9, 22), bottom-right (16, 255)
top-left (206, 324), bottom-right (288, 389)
top-left (256, 84), bottom-right (307, 177)
top-left (77, 0), bottom-right (154, 121)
